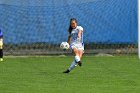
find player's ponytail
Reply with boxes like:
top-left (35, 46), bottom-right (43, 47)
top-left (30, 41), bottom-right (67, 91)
top-left (68, 18), bottom-right (77, 34)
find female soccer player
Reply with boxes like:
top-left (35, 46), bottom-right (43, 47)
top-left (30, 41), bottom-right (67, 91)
top-left (0, 29), bottom-right (3, 61)
top-left (63, 18), bottom-right (84, 73)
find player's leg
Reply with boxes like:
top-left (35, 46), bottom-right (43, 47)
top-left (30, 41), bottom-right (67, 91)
top-left (63, 48), bottom-right (79, 73)
top-left (77, 49), bottom-right (84, 66)
top-left (79, 49), bottom-right (84, 58)
top-left (73, 47), bottom-right (81, 63)
top-left (75, 44), bottom-right (84, 66)
top-left (63, 60), bottom-right (77, 73)
top-left (0, 39), bottom-right (3, 61)
top-left (63, 44), bottom-right (83, 73)
top-left (67, 48), bottom-right (83, 69)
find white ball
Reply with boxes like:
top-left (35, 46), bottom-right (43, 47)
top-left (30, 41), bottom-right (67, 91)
top-left (60, 42), bottom-right (69, 50)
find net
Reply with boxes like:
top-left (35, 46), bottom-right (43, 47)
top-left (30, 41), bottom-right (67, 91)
top-left (0, 0), bottom-right (138, 55)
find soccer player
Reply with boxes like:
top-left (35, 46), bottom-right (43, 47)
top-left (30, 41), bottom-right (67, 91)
top-left (0, 29), bottom-right (3, 61)
top-left (63, 18), bottom-right (84, 73)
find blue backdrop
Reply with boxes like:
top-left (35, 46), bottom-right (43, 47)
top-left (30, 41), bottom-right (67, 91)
top-left (0, 0), bottom-right (138, 44)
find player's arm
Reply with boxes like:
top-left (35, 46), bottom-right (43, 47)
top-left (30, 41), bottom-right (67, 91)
top-left (78, 30), bottom-right (82, 38)
top-left (78, 26), bottom-right (83, 38)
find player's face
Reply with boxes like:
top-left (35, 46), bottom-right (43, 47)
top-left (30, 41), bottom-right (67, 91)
top-left (71, 20), bottom-right (77, 29)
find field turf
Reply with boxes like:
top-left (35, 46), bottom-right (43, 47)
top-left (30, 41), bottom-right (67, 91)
top-left (0, 56), bottom-right (140, 93)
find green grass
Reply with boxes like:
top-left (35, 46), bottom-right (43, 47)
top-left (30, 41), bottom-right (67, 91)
top-left (0, 56), bottom-right (140, 93)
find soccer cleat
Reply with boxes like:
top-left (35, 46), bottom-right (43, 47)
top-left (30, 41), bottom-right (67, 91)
top-left (78, 61), bottom-right (82, 67)
top-left (63, 69), bottom-right (70, 73)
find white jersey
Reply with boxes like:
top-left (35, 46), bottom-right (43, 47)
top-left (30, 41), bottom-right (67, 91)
top-left (70, 26), bottom-right (84, 50)
top-left (70, 26), bottom-right (84, 45)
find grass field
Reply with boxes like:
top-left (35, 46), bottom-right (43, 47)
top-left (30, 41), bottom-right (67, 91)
top-left (0, 56), bottom-right (140, 93)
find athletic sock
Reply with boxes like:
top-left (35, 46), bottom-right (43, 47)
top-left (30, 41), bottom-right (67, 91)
top-left (75, 56), bottom-right (80, 63)
top-left (68, 61), bottom-right (77, 71)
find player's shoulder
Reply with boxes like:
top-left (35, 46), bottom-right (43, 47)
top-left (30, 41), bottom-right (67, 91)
top-left (76, 26), bottom-right (83, 31)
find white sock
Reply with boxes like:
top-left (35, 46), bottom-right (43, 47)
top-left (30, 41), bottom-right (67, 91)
top-left (68, 61), bottom-right (77, 71)
top-left (75, 56), bottom-right (80, 62)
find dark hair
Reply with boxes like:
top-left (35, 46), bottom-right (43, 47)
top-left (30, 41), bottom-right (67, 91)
top-left (68, 18), bottom-right (77, 34)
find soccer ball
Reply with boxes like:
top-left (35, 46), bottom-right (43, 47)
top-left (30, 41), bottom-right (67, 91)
top-left (60, 42), bottom-right (69, 50)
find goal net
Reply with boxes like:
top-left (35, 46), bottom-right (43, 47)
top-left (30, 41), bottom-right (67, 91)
top-left (0, 0), bottom-right (138, 56)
